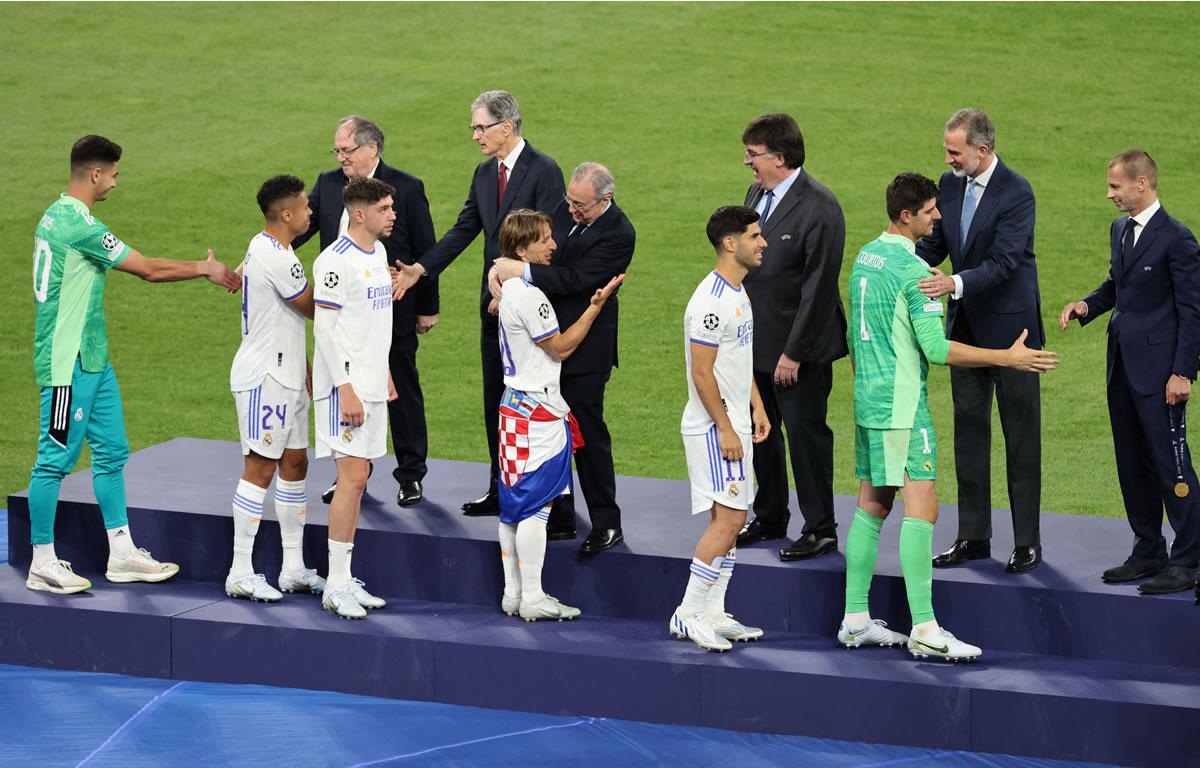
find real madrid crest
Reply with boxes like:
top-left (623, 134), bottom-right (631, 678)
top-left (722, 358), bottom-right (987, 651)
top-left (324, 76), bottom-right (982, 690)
top-left (262, 433), bottom-right (273, 447)
top-left (342, 428), bottom-right (354, 443)
top-left (728, 482), bottom-right (739, 498)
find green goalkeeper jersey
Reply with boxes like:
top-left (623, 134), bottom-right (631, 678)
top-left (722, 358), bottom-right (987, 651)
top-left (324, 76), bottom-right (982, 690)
top-left (847, 231), bottom-right (949, 429)
top-left (32, 194), bottom-right (131, 387)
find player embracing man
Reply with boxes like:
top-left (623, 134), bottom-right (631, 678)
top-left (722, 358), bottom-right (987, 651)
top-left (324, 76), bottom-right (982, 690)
top-left (840, 173), bottom-right (1058, 661)
top-left (670, 206), bottom-right (771, 652)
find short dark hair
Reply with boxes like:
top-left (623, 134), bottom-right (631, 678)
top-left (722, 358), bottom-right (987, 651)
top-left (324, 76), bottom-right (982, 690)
top-left (706, 205), bottom-right (760, 249)
top-left (1110, 148), bottom-right (1158, 190)
top-left (256, 175), bottom-right (306, 217)
top-left (70, 135), bottom-right (122, 175)
top-left (886, 172), bottom-right (939, 223)
top-left (742, 113), bottom-right (805, 169)
top-left (499, 209), bottom-right (551, 259)
top-left (343, 177), bottom-right (395, 208)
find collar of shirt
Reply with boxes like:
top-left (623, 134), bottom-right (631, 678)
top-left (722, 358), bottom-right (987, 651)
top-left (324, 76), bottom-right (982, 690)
top-left (970, 154), bottom-right (999, 190)
top-left (499, 138), bottom-right (527, 173)
top-left (878, 231), bottom-right (918, 257)
top-left (579, 201), bottom-right (612, 230)
top-left (762, 166), bottom-right (802, 205)
top-left (1131, 199), bottom-right (1161, 230)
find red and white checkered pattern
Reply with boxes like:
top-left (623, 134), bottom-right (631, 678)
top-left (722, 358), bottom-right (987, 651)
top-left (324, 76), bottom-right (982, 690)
top-left (499, 411), bottom-right (531, 487)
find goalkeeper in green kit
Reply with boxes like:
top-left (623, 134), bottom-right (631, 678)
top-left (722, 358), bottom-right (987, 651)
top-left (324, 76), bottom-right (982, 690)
top-left (840, 173), bottom-right (1058, 661)
top-left (26, 135), bottom-right (240, 595)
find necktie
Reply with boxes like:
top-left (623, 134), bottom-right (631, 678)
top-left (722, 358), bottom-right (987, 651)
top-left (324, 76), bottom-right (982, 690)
top-left (497, 162), bottom-right (508, 210)
top-left (760, 189), bottom-right (775, 223)
top-left (570, 223), bottom-right (587, 239)
top-left (960, 178), bottom-right (978, 250)
top-left (1121, 218), bottom-right (1137, 271)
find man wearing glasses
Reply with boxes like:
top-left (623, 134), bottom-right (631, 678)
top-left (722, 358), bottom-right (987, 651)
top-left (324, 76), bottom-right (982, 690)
top-left (392, 91), bottom-right (565, 517)
top-left (491, 163), bottom-right (636, 554)
top-left (294, 116), bottom-right (439, 509)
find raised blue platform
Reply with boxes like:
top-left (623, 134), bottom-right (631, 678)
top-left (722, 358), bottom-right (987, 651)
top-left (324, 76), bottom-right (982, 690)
top-left (4, 438), bottom-right (1198, 767)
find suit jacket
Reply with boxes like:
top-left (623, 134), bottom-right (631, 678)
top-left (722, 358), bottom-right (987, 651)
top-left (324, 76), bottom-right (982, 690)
top-left (916, 158), bottom-right (1044, 350)
top-left (419, 141), bottom-right (564, 315)
top-left (1080, 206), bottom-right (1200, 395)
top-left (293, 160), bottom-right (438, 337)
top-left (528, 200), bottom-right (635, 376)
top-left (742, 169), bottom-right (849, 372)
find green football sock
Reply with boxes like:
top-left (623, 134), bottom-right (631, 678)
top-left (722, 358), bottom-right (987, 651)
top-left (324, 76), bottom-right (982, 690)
top-left (899, 517), bottom-right (936, 625)
top-left (844, 508), bottom-right (884, 614)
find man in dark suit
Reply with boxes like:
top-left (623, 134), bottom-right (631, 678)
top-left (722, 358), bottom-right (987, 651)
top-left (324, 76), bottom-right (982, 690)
top-left (1061, 149), bottom-right (1200, 595)
top-left (491, 163), bottom-right (635, 554)
top-left (293, 116), bottom-right (438, 507)
top-left (392, 91), bottom-right (564, 515)
top-left (916, 108), bottom-right (1045, 573)
top-left (734, 113), bottom-right (849, 562)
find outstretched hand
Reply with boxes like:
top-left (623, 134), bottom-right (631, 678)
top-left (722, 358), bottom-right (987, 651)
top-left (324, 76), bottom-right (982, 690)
top-left (391, 261), bottom-right (423, 301)
top-left (1058, 301), bottom-right (1087, 331)
top-left (1007, 329), bottom-right (1060, 373)
top-left (590, 273), bottom-right (625, 307)
top-left (206, 249), bottom-right (241, 292)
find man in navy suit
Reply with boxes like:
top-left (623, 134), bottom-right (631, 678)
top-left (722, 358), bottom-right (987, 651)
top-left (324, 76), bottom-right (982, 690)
top-left (393, 91), bottom-right (565, 515)
top-left (293, 116), bottom-right (438, 507)
top-left (1061, 149), bottom-right (1200, 595)
top-left (491, 162), bottom-right (635, 554)
top-left (916, 109), bottom-right (1045, 573)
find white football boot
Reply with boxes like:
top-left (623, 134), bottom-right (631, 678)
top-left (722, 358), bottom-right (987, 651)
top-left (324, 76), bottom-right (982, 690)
top-left (225, 573), bottom-right (283, 602)
top-left (708, 612), bottom-right (764, 642)
top-left (278, 567), bottom-right (326, 595)
top-left (907, 626), bottom-right (982, 662)
top-left (105, 548), bottom-right (180, 583)
top-left (837, 619), bottom-right (908, 649)
top-left (669, 609), bottom-right (732, 652)
top-left (518, 595), bottom-right (581, 622)
top-left (349, 578), bottom-right (386, 609)
top-left (322, 582), bottom-right (367, 619)
top-left (26, 560), bottom-right (92, 595)
top-left (501, 594), bottom-right (521, 617)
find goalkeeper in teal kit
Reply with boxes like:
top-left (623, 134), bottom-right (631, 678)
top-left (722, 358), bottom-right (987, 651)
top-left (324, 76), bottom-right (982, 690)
top-left (839, 173), bottom-right (1058, 661)
top-left (26, 135), bottom-right (240, 595)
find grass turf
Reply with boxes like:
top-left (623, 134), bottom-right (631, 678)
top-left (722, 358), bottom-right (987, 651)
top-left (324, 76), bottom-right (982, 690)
top-left (3, 2), bottom-right (1200, 519)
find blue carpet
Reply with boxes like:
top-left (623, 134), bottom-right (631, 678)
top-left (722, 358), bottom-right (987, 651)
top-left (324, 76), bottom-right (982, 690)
top-left (1, 508), bottom-right (7, 565)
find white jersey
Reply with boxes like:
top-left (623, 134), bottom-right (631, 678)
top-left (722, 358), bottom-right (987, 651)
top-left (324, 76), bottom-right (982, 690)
top-left (312, 234), bottom-right (392, 402)
top-left (498, 277), bottom-right (569, 416)
top-left (681, 270), bottom-right (754, 435)
top-left (230, 232), bottom-right (309, 392)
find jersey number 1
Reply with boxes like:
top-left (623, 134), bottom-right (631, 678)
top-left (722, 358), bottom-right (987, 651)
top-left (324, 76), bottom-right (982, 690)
top-left (33, 238), bottom-right (52, 303)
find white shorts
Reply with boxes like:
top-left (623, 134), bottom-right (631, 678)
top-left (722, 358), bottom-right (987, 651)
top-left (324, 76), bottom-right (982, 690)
top-left (234, 377), bottom-right (309, 460)
top-left (683, 428), bottom-right (755, 514)
top-left (314, 388), bottom-right (387, 460)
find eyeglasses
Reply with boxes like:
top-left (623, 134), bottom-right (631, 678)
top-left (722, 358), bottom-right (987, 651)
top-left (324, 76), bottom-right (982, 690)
top-left (564, 194), bottom-right (607, 212)
top-left (330, 145), bottom-right (361, 158)
top-left (744, 148), bottom-right (777, 160)
top-left (470, 119), bottom-right (505, 135)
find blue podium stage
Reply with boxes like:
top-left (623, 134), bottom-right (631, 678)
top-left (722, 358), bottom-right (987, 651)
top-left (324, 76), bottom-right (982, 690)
top-left (3, 438), bottom-right (1197, 767)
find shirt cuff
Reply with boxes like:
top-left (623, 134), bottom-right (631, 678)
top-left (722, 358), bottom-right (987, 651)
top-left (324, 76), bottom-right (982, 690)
top-left (951, 274), bottom-right (964, 300)
top-left (524, 263), bottom-right (533, 283)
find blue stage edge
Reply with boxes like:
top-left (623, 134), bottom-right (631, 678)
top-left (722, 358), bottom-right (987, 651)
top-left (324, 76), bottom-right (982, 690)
top-left (3, 438), bottom-right (1197, 767)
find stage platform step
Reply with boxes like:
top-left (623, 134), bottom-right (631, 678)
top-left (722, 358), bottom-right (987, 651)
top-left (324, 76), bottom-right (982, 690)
top-left (7, 438), bottom-right (1197, 670)
top-left (0, 565), bottom-right (1194, 768)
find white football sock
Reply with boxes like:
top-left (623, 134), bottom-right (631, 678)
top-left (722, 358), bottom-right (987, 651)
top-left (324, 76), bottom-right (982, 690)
top-left (327, 538), bottom-right (353, 590)
top-left (498, 522), bottom-right (521, 600)
top-left (274, 478), bottom-right (307, 573)
top-left (516, 509), bottom-right (550, 604)
top-left (704, 547), bottom-right (736, 616)
top-left (913, 619), bottom-right (940, 639)
top-left (32, 542), bottom-right (58, 568)
top-left (843, 611), bottom-right (872, 630)
top-left (679, 556), bottom-right (723, 616)
top-left (230, 480), bottom-right (266, 578)
top-left (105, 524), bottom-right (136, 561)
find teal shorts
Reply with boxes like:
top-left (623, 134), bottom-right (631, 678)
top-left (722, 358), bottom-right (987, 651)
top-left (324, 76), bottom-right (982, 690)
top-left (33, 358), bottom-right (130, 480)
top-left (854, 409), bottom-right (936, 488)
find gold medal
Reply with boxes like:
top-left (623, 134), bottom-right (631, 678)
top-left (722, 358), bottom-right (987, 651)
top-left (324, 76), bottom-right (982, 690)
top-left (1175, 482), bottom-right (1189, 498)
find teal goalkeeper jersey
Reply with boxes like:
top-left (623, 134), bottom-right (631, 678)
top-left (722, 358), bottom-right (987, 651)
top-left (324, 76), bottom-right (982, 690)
top-left (847, 232), bottom-right (947, 429)
top-left (32, 194), bottom-right (131, 387)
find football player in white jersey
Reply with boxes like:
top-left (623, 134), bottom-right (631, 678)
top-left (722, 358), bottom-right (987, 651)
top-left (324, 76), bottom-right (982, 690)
top-left (670, 206), bottom-right (771, 651)
top-left (494, 210), bottom-right (623, 621)
top-left (312, 178), bottom-right (399, 619)
top-left (227, 175), bottom-right (325, 603)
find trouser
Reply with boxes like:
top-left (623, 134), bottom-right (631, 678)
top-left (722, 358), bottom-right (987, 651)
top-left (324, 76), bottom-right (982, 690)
top-left (481, 314), bottom-right (506, 491)
top-left (387, 332), bottom-right (428, 482)
top-left (548, 371), bottom-right (622, 531)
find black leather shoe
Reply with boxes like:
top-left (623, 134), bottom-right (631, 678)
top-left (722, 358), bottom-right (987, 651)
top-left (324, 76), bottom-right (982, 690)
top-left (1006, 545), bottom-right (1042, 573)
top-left (1138, 565), bottom-right (1197, 595)
top-left (778, 532), bottom-right (838, 561)
top-left (1102, 555), bottom-right (1167, 584)
top-left (396, 479), bottom-right (423, 507)
top-left (580, 528), bottom-right (623, 555)
top-left (322, 460), bottom-right (373, 503)
top-left (546, 525), bottom-right (577, 541)
top-left (736, 518), bottom-right (788, 546)
top-left (461, 489), bottom-right (499, 516)
top-left (932, 539), bottom-right (990, 568)
top-left (1195, 581), bottom-right (1199, 605)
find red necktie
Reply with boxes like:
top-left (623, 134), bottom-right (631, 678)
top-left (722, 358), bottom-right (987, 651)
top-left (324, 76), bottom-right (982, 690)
top-left (497, 163), bottom-right (508, 210)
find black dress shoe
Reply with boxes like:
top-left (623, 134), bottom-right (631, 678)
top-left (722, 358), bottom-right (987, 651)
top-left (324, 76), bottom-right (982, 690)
top-left (932, 539), bottom-right (990, 568)
top-left (778, 532), bottom-right (838, 561)
top-left (580, 528), bottom-right (623, 555)
top-left (461, 489), bottom-right (499, 516)
top-left (1006, 545), bottom-right (1042, 573)
top-left (322, 460), bottom-right (373, 503)
top-left (1138, 565), bottom-right (1197, 595)
top-left (1102, 555), bottom-right (1167, 584)
top-left (546, 525), bottom-right (577, 541)
top-left (396, 479), bottom-right (423, 507)
top-left (736, 518), bottom-right (788, 546)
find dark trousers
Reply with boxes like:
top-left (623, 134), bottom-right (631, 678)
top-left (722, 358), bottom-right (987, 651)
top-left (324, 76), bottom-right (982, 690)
top-left (548, 371), bottom-right (621, 531)
top-left (1108, 345), bottom-right (1200, 567)
top-left (387, 333), bottom-right (427, 482)
top-left (949, 363), bottom-right (1042, 546)
top-left (750, 364), bottom-right (836, 536)
top-left (481, 315), bottom-right (506, 490)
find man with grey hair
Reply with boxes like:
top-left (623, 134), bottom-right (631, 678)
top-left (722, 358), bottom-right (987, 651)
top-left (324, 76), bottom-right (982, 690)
top-left (492, 162), bottom-right (635, 553)
top-left (393, 91), bottom-right (564, 516)
top-left (294, 115), bottom-right (439, 508)
top-left (915, 108), bottom-right (1046, 574)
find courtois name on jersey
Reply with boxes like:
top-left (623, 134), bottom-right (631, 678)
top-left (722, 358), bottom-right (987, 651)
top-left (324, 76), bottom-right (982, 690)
top-left (312, 235), bottom-right (393, 402)
top-left (498, 277), bottom-right (570, 416)
top-left (681, 271), bottom-right (754, 436)
top-left (230, 232), bottom-right (309, 392)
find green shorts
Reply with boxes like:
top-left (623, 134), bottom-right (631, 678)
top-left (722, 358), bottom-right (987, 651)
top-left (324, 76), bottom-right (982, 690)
top-left (855, 411), bottom-right (936, 488)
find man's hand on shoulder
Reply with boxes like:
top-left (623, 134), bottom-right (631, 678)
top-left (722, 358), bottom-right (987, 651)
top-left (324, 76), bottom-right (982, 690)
top-left (493, 257), bottom-right (525, 283)
top-left (918, 267), bottom-right (955, 299)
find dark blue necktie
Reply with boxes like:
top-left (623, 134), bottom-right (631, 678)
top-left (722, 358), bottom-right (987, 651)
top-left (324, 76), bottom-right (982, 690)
top-left (760, 189), bottom-right (775, 222)
top-left (1122, 218), bottom-right (1137, 263)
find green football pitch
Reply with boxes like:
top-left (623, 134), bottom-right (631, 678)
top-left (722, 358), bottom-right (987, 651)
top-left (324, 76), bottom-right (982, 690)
top-left (3, 2), bottom-right (1199, 519)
